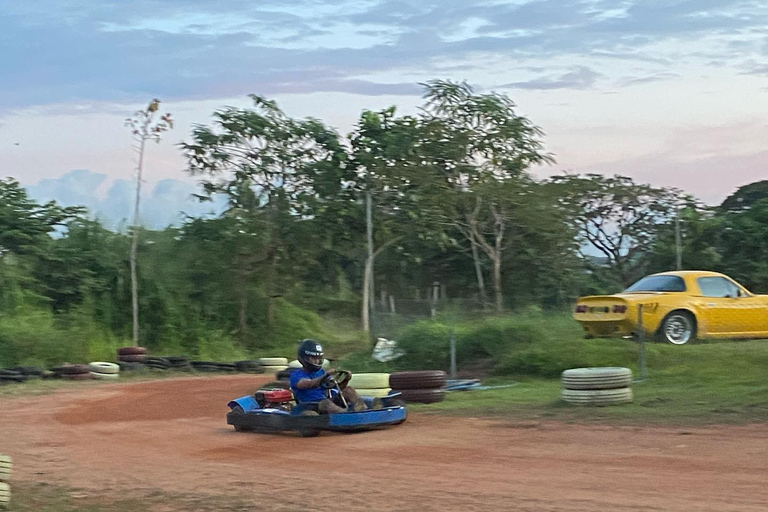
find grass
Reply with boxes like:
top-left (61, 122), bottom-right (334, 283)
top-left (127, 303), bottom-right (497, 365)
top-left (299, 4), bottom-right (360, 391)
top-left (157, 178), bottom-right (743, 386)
top-left (6, 482), bottom-right (292, 512)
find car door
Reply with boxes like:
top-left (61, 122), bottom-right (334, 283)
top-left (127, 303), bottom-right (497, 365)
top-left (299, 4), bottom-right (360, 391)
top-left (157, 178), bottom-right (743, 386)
top-left (696, 277), bottom-right (768, 335)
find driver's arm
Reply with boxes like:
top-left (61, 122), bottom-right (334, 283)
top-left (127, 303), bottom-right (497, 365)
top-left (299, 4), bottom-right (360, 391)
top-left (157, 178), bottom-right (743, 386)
top-left (294, 373), bottom-right (327, 389)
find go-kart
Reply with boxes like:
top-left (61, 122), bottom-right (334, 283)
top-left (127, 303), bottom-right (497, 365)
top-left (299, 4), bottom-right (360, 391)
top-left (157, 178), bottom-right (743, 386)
top-left (226, 371), bottom-right (407, 437)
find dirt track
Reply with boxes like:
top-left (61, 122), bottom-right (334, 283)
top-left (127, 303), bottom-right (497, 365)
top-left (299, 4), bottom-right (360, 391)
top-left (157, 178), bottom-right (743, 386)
top-left (2, 375), bottom-right (768, 511)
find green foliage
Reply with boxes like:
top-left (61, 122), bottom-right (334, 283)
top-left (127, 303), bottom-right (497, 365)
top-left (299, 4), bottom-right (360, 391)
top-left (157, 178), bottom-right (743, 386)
top-left (0, 303), bottom-right (122, 368)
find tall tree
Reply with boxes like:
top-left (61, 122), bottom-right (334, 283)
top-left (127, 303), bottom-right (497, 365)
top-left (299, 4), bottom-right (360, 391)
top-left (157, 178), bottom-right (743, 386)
top-left (348, 107), bottom-right (427, 332)
top-left (125, 99), bottom-right (173, 346)
top-left (181, 95), bottom-right (347, 339)
top-left (417, 80), bottom-right (553, 310)
top-left (550, 173), bottom-right (681, 286)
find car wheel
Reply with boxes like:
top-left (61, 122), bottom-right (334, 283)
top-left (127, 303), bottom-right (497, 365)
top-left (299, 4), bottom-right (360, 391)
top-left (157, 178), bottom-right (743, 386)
top-left (659, 311), bottom-right (696, 345)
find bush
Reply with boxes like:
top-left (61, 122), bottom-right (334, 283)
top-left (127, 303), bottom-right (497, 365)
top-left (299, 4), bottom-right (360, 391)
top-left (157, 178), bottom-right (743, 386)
top-left (0, 304), bottom-right (123, 368)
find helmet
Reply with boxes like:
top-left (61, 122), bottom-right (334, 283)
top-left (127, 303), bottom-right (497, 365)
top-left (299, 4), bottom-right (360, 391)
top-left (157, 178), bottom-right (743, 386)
top-left (297, 339), bottom-right (324, 372)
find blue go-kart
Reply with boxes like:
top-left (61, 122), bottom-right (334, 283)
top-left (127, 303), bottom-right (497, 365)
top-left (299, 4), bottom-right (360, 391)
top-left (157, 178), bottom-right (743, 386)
top-left (226, 371), bottom-right (407, 437)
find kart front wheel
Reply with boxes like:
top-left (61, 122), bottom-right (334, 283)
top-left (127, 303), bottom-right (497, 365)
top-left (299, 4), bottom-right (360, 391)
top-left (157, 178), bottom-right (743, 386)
top-left (230, 405), bottom-right (251, 432)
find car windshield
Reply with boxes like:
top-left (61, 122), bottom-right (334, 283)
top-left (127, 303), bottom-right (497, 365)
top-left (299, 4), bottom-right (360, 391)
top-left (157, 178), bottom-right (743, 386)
top-left (624, 275), bottom-right (686, 293)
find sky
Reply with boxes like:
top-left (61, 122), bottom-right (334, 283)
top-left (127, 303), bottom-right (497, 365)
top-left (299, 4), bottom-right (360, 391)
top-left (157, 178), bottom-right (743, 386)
top-left (2, 0), bottom-right (767, 227)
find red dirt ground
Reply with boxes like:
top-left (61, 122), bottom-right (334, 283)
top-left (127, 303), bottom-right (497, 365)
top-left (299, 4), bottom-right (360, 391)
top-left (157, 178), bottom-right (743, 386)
top-left (2, 375), bottom-right (768, 511)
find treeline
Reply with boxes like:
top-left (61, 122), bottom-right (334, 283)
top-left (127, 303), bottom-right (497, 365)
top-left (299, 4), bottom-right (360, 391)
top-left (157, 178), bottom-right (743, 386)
top-left (2, 81), bottom-right (767, 365)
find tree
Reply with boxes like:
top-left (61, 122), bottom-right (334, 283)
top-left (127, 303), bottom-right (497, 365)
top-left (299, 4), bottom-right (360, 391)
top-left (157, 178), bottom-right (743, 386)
top-left (721, 180), bottom-right (768, 212)
top-left (181, 95), bottom-right (347, 340)
top-left (125, 99), bottom-right (173, 347)
top-left (550, 173), bottom-right (681, 286)
top-left (348, 107), bottom-right (427, 332)
top-left (416, 80), bottom-right (553, 310)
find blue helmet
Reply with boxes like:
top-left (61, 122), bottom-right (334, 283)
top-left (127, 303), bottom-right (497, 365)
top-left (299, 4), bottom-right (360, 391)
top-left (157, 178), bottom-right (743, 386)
top-left (297, 339), bottom-right (324, 372)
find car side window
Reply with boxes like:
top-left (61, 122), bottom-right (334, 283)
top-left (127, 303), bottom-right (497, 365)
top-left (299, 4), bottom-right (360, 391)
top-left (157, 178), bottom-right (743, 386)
top-left (697, 277), bottom-right (741, 298)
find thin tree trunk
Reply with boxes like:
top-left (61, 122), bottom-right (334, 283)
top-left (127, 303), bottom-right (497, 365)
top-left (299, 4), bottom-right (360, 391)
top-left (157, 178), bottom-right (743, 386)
top-left (130, 137), bottom-right (146, 347)
top-left (365, 190), bottom-right (374, 335)
top-left (471, 240), bottom-right (488, 308)
top-left (362, 255), bottom-right (372, 332)
top-left (492, 255), bottom-right (503, 312)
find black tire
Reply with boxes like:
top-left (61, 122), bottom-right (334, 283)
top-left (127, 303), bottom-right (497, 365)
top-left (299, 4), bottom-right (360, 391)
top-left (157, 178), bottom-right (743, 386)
top-left (231, 405), bottom-right (251, 432)
top-left (389, 371), bottom-right (447, 390)
top-left (298, 410), bottom-right (320, 437)
top-left (657, 310), bottom-right (697, 345)
top-left (393, 388), bottom-right (445, 404)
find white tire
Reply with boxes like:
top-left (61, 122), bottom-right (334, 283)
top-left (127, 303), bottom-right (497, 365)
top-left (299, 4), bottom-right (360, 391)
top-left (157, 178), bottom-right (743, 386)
top-left (261, 365), bottom-right (288, 372)
top-left (561, 367), bottom-right (632, 390)
top-left (355, 388), bottom-right (392, 398)
top-left (89, 372), bottom-right (120, 380)
top-left (0, 482), bottom-right (9, 504)
top-left (258, 357), bottom-right (288, 366)
top-left (88, 362), bottom-right (120, 374)
top-left (349, 373), bottom-right (390, 389)
top-left (561, 387), bottom-right (633, 406)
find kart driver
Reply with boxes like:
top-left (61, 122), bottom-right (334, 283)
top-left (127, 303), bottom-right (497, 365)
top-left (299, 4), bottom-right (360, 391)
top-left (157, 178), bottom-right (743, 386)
top-left (290, 339), bottom-right (369, 413)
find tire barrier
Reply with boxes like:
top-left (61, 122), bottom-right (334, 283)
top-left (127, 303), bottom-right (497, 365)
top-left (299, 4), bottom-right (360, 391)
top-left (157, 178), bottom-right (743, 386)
top-left (90, 372), bottom-right (120, 380)
top-left (395, 388), bottom-right (445, 404)
top-left (258, 357), bottom-right (288, 367)
top-left (561, 367), bottom-right (634, 406)
top-left (117, 354), bottom-right (146, 363)
top-left (235, 360), bottom-right (261, 373)
top-left (261, 365), bottom-right (288, 372)
top-left (88, 362), bottom-right (119, 375)
top-left (0, 370), bottom-right (24, 384)
top-left (117, 347), bottom-right (147, 356)
top-left (349, 373), bottom-right (390, 389)
top-left (0, 454), bottom-right (11, 482)
top-left (0, 482), bottom-right (9, 508)
top-left (389, 371), bottom-right (447, 403)
top-left (88, 362), bottom-right (120, 381)
top-left (389, 370), bottom-right (447, 390)
top-left (118, 361), bottom-right (147, 372)
top-left (355, 388), bottom-right (393, 398)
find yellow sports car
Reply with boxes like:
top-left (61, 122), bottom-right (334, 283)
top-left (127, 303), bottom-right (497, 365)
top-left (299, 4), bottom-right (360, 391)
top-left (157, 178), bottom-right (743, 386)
top-left (573, 271), bottom-right (768, 344)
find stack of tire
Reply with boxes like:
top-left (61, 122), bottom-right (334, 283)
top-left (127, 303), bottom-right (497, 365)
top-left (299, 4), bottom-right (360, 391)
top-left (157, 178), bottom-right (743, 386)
top-left (55, 364), bottom-right (92, 381)
top-left (10, 367), bottom-right (44, 382)
top-left (234, 360), bottom-right (262, 373)
top-left (561, 367), bottom-right (633, 406)
top-left (117, 347), bottom-right (148, 372)
top-left (190, 361), bottom-right (237, 373)
top-left (88, 362), bottom-right (120, 380)
top-left (349, 373), bottom-right (391, 398)
top-left (0, 369), bottom-right (25, 386)
top-left (0, 455), bottom-right (10, 509)
top-left (389, 371), bottom-right (447, 403)
top-left (144, 356), bottom-right (172, 371)
top-left (165, 356), bottom-right (192, 371)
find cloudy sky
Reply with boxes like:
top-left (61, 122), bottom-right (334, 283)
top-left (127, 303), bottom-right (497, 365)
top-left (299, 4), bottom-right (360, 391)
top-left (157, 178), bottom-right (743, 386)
top-left (2, 0), bottom-right (767, 226)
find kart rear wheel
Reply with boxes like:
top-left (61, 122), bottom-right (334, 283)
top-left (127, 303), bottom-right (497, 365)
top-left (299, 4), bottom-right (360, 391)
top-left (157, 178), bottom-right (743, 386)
top-left (231, 405), bottom-right (251, 432)
top-left (298, 410), bottom-right (320, 437)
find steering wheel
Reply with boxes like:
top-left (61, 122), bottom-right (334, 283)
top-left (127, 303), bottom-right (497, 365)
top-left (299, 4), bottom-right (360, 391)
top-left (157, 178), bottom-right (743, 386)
top-left (320, 373), bottom-right (337, 390)
top-left (320, 370), bottom-right (351, 390)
